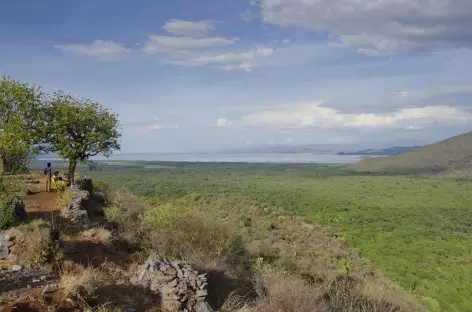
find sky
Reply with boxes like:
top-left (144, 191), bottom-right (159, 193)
top-left (1, 0), bottom-right (471, 153)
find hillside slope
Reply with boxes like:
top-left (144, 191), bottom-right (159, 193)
top-left (347, 132), bottom-right (472, 175)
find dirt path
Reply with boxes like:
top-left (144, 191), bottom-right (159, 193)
top-left (23, 191), bottom-right (62, 219)
top-left (1, 186), bottom-right (139, 311)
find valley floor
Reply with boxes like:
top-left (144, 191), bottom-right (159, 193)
top-left (92, 161), bottom-right (472, 312)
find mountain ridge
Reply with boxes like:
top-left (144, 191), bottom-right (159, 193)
top-left (347, 131), bottom-right (472, 176)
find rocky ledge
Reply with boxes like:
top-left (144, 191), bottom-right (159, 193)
top-left (130, 254), bottom-right (213, 312)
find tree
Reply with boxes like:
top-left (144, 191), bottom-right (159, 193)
top-left (47, 92), bottom-right (121, 183)
top-left (0, 76), bottom-right (45, 174)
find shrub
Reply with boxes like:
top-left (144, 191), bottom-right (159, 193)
top-left (141, 200), bottom-right (245, 265)
top-left (0, 176), bottom-right (18, 230)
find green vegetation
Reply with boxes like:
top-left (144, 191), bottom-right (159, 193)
top-left (47, 92), bottom-right (121, 181)
top-left (0, 176), bottom-right (18, 229)
top-left (96, 177), bottom-right (420, 312)
top-left (92, 162), bottom-right (472, 311)
top-left (0, 76), bottom-right (121, 179)
top-left (348, 132), bottom-right (472, 176)
top-left (0, 76), bottom-right (46, 174)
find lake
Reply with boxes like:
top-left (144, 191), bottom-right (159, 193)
top-left (80, 153), bottom-right (371, 164)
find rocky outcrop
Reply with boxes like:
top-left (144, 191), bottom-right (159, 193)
top-left (60, 179), bottom-right (95, 228)
top-left (130, 254), bottom-right (213, 312)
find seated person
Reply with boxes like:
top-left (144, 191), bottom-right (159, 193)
top-left (51, 171), bottom-right (59, 189)
top-left (56, 177), bottom-right (67, 191)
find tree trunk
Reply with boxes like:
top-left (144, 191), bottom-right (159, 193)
top-left (68, 159), bottom-right (77, 185)
top-left (0, 154), bottom-right (6, 175)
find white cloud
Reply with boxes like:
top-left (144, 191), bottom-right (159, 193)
top-left (229, 102), bottom-right (472, 129)
top-left (162, 19), bottom-right (216, 37)
top-left (168, 47), bottom-right (274, 71)
top-left (216, 118), bottom-right (233, 127)
top-left (142, 36), bottom-right (236, 54)
top-left (147, 123), bottom-right (179, 130)
top-left (256, 0), bottom-right (472, 54)
top-left (241, 9), bottom-right (258, 22)
top-left (54, 40), bottom-right (130, 60)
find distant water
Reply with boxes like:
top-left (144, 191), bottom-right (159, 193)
top-left (65, 153), bottom-right (370, 164)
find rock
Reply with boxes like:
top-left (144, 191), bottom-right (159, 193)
top-left (138, 269), bottom-right (147, 281)
top-left (131, 254), bottom-right (212, 311)
top-left (195, 301), bottom-right (214, 312)
top-left (168, 279), bottom-right (178, 288)
top-left (151, 275), bottom-right (174, 284)
top-left (125, 307), bottom-right (137, 312)
top-left (160, 284), bottom-right (171, 295)
top-left (165, 268), bottom-right (178, 276)
top-left (11, 265), bottom-right (22, 272)
top-left (196, 290), bottom-right (208, 297)
top-left (40, 276), bottom-right (47, 281)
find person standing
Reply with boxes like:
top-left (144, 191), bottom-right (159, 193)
top-left (44, 162), bottom-right (52, 192)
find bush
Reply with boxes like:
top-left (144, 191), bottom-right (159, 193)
top-left (141, 199), bottom-right (245, 265)
top-left (0, 176), bottom-right (18, 230)
top-left (0, 147), bottom-right (33, 175)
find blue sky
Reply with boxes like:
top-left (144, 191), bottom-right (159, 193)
top-left (1, 0), bottom-right (471, 153)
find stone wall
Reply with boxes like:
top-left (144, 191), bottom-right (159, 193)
top-left (60, 179), bottom-right (95, 228)
top-left (130, 254), bottom-right (213, 312)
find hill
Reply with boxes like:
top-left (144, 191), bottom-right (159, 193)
top-left (337, 146), bottom-right (421, 156)
top-left (347, 132), bottom-right (472, 175)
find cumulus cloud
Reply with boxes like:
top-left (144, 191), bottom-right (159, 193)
top-left (54, 40), bottom-right (130, 60)
top-left (139, 17), bottom-right (277, 71)
top-left (229, 102), bottom-right (472, 129)
top-left (256, 0), bottom-right (472, 54)
top-left (162, 19), bottom-right (216, 37)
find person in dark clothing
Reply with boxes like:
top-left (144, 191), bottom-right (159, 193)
top-left (44, 162), bottom-right (52, 192)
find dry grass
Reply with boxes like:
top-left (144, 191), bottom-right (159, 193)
top-left (81, 227), bottom-right (112, 244)
top-left (6, 219), bottom-right (55, 266)
top-left (59, 261), bottom-right (105, 298)
top-left (222, 273), bottom-right (419, 312)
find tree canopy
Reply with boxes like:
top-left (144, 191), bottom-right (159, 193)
top-left (47, 92), bottom-right (121, 182)
top-left (0, 76), bottom-right (121, 179)
top-left (0, 76), bottom-right (46, 174)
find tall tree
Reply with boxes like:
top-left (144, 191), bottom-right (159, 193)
top-left (47, 92), bottom-right (121, 183)
top-left (0, 76), bottom-right (45, 174)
